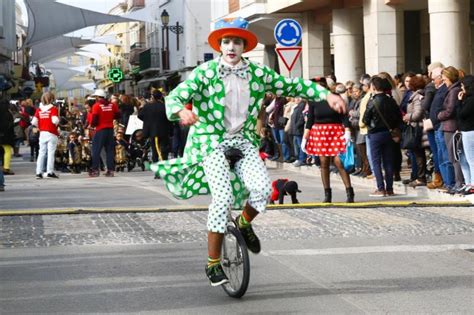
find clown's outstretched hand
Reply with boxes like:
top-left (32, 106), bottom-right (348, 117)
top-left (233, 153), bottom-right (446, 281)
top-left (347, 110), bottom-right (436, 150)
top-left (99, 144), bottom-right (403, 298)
top-left (178, 108), bottom-right (198, 126)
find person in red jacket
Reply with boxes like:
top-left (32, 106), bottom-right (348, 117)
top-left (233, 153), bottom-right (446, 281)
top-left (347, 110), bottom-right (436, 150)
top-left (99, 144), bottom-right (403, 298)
top-left (31, 92), bottom-right (60, 179)
top-left (89, 89), bottom-right (120, 177)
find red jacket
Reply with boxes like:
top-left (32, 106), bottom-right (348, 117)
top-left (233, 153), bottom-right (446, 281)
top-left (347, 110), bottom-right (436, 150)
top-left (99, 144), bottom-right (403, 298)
top-left (19, 108), bottom-right (30, 129)
top-left (33, 104), bottom-right (59, 136)
top-left (91, 98), bottom-right (120, 131)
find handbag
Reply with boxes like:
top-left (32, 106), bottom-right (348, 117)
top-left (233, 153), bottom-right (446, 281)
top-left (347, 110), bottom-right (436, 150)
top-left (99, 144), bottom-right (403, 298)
top-left (423, 118), bottom-right (433, 132)
top-left (400, 124), bottom-right (422, 149)
top-left (453, 131), bottom-right (462, 162)
top-left (372, 99), bottom-right (401, 143)
top-left (338, 141), bottom-right (355, 172)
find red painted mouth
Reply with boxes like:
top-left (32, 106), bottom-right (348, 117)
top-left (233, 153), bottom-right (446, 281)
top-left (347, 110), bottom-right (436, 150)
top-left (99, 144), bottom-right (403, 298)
top-left (227, 54), bottom-right (236, 58)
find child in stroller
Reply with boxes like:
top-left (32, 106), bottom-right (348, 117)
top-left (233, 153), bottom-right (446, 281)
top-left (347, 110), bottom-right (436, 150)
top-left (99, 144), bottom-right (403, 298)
top-left (128, 129), bottom-right (150, 171)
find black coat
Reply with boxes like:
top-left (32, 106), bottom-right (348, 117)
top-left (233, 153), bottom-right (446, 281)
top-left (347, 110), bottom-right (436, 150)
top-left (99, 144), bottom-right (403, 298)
top-left (363, 93), bottom-right (402, 134)
top-left (0, 105), bottom-right (15, 146)
top-left (458, 95), bottom-right (474, 131)
top-left (429, 84), bottom-right (448, 129)
top-left (137, 101), bottom-right (172, 139)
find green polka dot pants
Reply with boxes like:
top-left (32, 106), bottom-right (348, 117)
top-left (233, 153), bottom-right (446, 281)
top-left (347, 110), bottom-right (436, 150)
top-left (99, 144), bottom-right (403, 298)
top-left (202, 136), bottom-right (271, 233)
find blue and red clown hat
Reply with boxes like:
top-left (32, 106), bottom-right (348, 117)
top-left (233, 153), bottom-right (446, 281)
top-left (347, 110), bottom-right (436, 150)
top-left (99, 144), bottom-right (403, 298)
top-left (208, 17), bottom-right (258, 53)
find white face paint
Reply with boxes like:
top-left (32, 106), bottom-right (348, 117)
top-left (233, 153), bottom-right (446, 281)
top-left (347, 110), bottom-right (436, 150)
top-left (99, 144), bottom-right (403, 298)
top-left (220, 37), bottom-right (245, 66)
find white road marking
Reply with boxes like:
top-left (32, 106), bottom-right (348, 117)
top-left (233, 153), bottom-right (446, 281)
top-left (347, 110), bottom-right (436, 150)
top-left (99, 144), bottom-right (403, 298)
top-left (263, 244), bottom-right (474, 256)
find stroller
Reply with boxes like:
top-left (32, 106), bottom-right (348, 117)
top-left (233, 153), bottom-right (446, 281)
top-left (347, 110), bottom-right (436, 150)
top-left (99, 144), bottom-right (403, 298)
top-left (128, 129), bottom-right (150, 171)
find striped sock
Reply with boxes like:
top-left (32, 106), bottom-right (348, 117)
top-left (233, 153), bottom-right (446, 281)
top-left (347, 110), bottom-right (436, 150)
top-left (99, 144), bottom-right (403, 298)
top-left (207, 257), bottom-right (220, 268)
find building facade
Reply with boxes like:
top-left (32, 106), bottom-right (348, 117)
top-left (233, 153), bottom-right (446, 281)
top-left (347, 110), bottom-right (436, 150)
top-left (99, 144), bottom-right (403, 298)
top-left (136, 0), bottom-right (214, 94)
top-left (211, 0), bottom-right (473, 82)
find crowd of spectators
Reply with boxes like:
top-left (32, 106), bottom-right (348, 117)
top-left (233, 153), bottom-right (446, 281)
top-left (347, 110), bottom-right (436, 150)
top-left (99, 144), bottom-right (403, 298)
top-left (260, 62), bottom-right (474, 197)
top-left (0, 87), bottom-right (180, 187)
top-left (1, 61), bottom-right (473, 197)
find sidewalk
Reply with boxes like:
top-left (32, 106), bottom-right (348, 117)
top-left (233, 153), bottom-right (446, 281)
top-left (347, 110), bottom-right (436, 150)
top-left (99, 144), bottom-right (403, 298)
top-left (266, 160), bottom-right (472, 204)
top-left (1, 145), bottom-right (471, 214)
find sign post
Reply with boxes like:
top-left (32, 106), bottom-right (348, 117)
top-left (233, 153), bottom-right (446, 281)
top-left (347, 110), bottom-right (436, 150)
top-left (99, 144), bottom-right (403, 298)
top-left (274, 19), bottom-right (303, 75)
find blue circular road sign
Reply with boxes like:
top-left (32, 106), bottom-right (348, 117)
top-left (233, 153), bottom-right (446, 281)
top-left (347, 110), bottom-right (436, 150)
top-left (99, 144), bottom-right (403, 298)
top-left (274, 19), bottom-right (302, 47)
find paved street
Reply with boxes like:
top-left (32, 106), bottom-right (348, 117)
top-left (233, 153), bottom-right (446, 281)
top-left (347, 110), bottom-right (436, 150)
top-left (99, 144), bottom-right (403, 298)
top-left (0, 207), bottom-right (473, 313)
top-left (1, 152), bottom-right (473, 313)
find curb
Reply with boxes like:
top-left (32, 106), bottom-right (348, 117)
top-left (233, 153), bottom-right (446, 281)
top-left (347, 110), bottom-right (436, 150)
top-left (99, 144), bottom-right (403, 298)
top-left (266, 160), bottom-right (471, 203)
top-left (0, 200), bottom-right (471, 216)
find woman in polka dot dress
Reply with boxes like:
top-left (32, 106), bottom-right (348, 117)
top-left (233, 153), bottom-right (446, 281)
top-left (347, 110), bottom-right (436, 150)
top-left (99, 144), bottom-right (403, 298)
top-left (303, 78), bottom-right (355, 204)
top-left (149, 17), bottom-right (346, 286)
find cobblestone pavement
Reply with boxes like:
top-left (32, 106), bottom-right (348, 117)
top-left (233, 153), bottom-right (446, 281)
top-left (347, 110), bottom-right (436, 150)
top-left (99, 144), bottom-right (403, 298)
top-left (1, 206), bottom-right (473, 248)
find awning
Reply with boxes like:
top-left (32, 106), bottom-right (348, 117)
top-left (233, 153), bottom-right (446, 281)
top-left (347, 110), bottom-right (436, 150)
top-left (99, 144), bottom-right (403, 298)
top-left (24, 0), bottom-right (138, 47)
top-left (30, 36), bottom-right (92, 63)
top-left (80, 44), bottom-right (113, 57)
top-left (55, 79), bottom-right (95, 91)
top-left (50, 68), bottom-right (82, 88)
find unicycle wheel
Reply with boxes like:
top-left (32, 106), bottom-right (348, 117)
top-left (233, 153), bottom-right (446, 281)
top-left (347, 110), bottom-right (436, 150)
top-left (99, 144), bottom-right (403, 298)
top-left (221, 225), bottom-right (250, 298)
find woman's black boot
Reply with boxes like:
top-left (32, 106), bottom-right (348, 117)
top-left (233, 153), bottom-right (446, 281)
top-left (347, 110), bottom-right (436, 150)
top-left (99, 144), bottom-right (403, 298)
top-left (323, 188), bottom-right (332, 203)
top-left (346, 187), bottom-right (355, 203)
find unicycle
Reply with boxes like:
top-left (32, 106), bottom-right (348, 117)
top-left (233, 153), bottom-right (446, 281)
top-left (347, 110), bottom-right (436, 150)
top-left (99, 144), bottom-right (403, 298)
top-left (221, 214), bottom-right (250, 298)
top-left (220, 147), bottom-right (250, 298)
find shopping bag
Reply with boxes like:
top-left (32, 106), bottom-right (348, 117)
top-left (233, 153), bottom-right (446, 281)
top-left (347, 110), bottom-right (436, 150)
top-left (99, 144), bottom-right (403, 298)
top-left (338, 141), bottom-right (355, 172)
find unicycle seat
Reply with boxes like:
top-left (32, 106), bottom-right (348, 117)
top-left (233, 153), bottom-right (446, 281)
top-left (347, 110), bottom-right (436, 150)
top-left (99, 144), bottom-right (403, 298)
top-left (224, 148), bottom-right (244, 169)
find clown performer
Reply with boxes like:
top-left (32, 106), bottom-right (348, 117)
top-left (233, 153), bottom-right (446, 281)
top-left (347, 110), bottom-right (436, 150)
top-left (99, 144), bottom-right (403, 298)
top-left (150, 17), bottom-right (346, 286)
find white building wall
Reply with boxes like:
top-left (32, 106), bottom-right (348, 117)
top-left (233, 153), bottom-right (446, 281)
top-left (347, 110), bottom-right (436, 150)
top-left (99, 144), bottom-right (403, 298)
top-left (211, 0), bottom-right (229, 21)
top-left (0, 0), bottom-right (16, 75)
top-left (332, 8), bottom-right (365, 82)
top-left (363, 0), bottom-right (404, 75)
top-left (184, 0), bottom-right (213, 67)
top-left (428, 0), bottom-right (470, 71)
top-left (301, 11), bottom-right (330, 79)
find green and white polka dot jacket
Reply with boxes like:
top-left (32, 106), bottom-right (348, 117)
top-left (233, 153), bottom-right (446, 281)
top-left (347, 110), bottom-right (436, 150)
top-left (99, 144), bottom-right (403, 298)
top-left (151, 58), bottom-right (329, 207)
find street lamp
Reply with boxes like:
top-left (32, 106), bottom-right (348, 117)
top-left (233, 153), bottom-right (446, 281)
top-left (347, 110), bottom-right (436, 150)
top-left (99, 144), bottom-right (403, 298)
top-left (160, 9), bottom-right (184, 70)
top-left (161, 10), bottom-right (170, 70)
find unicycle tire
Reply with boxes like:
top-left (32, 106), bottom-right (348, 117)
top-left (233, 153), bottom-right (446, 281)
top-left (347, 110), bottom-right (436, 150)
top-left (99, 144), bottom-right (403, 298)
top-left (221, 225), bottom-right (250, 298)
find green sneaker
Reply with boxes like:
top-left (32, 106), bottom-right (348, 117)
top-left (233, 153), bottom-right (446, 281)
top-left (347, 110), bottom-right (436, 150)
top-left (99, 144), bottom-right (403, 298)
top-left (205, 263), bottom-right (229, 286)
top-left (236, 215), bottom-right (261, 254)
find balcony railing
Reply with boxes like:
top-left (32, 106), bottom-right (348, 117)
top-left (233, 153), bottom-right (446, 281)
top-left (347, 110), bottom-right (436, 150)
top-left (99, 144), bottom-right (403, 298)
top-left (139, 48), bottom-right (161, 72)
top-left (130, 42), bottom-right (145, 51)
top-left (129, 42), bottom-right (147, 65)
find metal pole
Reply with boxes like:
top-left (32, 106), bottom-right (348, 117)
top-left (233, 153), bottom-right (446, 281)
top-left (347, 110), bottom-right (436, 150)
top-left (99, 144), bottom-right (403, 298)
top-left (161, 27), bottom-right (166, 70)
top-left (166, 26), bottom-right (170, 70)
top-left (176, 21), bottom-right (180, 51)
